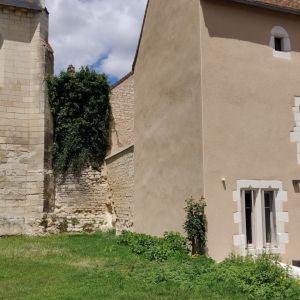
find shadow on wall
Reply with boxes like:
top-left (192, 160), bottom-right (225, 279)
top-left (201, 0), bottom-right (300, 53)
top-left (0, 13), bottom-right (39, 44)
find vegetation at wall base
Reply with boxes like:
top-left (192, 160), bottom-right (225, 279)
top-left (184, 197), bottom-right (207, 255)
top-left (1, 232), bottom-right (298, 299)
top-left (118, 231), bottom-right (188, 261)
top-left (47, 66), bottom-right (111, 175)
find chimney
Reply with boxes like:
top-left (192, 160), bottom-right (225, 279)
top-left (67, 65), bottom-right (76, 76)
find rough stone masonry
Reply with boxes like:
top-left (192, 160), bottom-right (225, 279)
top-left (0, 0), bottom-right (135, 236)
top-left (44, 74), bottom-right (135, 235)
top-left (0, 1), bottom-right (54, 235)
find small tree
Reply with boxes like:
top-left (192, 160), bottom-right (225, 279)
top-left (47, 66), bottom-right (111, 175)
top-left (184, 197), bottom-right (207, 255)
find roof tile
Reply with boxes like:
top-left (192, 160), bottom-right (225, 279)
top-left (256, 0), bottom-right (300, 10)
top-left (238, 0), bottom-right (300, 12)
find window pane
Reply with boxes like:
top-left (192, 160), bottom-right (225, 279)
top-left (264, 191), bottom-right (274, 244)
top-left (275, 37), bottom-right (282, 51)
top-left (245, 191), bottom-right (253, 245)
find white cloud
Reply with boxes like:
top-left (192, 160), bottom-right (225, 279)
top-left (46, 0), bottom-right (147, 79)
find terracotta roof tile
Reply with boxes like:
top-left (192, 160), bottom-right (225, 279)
top-left (231, 0), bottom-right (300, 13)
top-left (254, 0), bottom-right (300, 10)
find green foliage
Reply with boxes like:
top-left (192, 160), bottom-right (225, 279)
top-left (199, 254), bottom-right (300, 299)
top-left (71, 218), bottom-right (79, 227)
top-left (184, 197), bottom-right (207, 254)
top-left (118, 231), bottom-right (188, 261)
top-left (47, 67), bottom-right (111, 175)
top-left (58, 218), bottom-right (68, 233)
top-left (0, 233), bottom-right (299, 300)
top-left (82, 223), bottom-right (94, 233)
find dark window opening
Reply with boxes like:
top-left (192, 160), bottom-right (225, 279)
top-left (275, 37), bottom-right (283, 51)
top-left (293, 261), bottom-right (300, 268)
top-left (245, 190), bottom-right (253, 245)
top-left (263, 191), bottom-right (277, 246)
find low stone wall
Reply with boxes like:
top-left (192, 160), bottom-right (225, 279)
top-left (40, 74), bottom-right (136, 234)
top-left (106, 145), bottom-right (134, 233)
top-left (41, 167), bottom-right (115, 234)
top-left (38, 145), bottom-right (135, 234)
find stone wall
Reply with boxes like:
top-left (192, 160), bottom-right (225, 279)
top-left (0, 6), bottom-right (53, 235)
top-left (0, 5), bottom-right (134, 236)
top-left (106, 145), bottom-right (134, 233)
top-left (44, 74), bottom-right (135, 234)
top-left (42, 168), bottom-right (114, 233)
top-left (109, 73), bottom-right (134, 154)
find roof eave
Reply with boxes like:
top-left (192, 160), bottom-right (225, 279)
top-left (230, 0), bottom-right (300, 16)
top-left (0, 4), bottom-right (42, 12)
top-left (131, 0), bottom-right (150, 73)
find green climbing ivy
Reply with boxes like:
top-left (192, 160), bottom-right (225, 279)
top-left (47, 66), bottom-right (111, 175)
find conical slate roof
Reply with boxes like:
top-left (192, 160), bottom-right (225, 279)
top-left (0, 0), bottom-right (43, 11)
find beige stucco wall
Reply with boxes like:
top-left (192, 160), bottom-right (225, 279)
top-left (133, 0), bottom-right (204, 235)
top-left (201, 0), bottom-right (300, 262)
top-left (0, 6), bottom-right (53, 235)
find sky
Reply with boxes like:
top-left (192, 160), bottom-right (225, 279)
top-left (45, 0), bottom-right (147, 83)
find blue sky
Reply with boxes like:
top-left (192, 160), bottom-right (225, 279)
top-left (46, 0), bottom-right (147, 84)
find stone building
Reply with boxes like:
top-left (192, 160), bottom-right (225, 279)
top-left (0, 0), bottom-right (134, 236)
top-left (0, 0), bottom-right (54, 235)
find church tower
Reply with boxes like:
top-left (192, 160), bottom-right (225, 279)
top-left (0, 0), bottom-right (54, 235)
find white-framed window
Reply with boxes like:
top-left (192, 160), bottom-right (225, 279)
top-left (233, 180), bottom-right (289, 256)
top-left (242, 188), bottom-right (277, 250)
top-left (269, 26), bottom-right (291, 59)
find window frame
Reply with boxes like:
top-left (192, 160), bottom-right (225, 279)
top-left (233, 180), bottom-right (288, 256)
top-left (270, 26), bottom-right (291, 59)
top-left (241, 188), bottom-right (278, 251)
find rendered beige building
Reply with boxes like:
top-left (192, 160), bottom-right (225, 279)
top-left (130, 0), bottom-right (300, 264)
top-left (0, 0), bottom-right (53, 235)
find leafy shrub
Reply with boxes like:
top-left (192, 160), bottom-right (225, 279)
top-left (58, 218), bottom-right (68, 233)
top-left (148, 255), bottom-right (216, 286)
top-left (118, 231), bottom-right (188, 261)
top-left (71, 218), bottom-right (80, 227)
top-left (184, 197), bottom-right (207, 254)
top-left (199, 254), bottom-right (300, 299)
top-left (83, 223), bottom-right (94, 233)
top-left (47, 66), bottom-right (111, 175)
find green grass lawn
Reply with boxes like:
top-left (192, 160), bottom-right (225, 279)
top-left (0, 232), bottom-right (299, 300)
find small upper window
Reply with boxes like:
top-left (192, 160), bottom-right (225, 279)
top-left (270, 26), bottom-right (291, 58)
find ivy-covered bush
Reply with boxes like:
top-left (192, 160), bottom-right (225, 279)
top-left (47, 67), bottom-right (111, 174)
top-left (118, 231), bottom-right (188, 262)
top-left (184, 197), bottom-right (207, 255)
